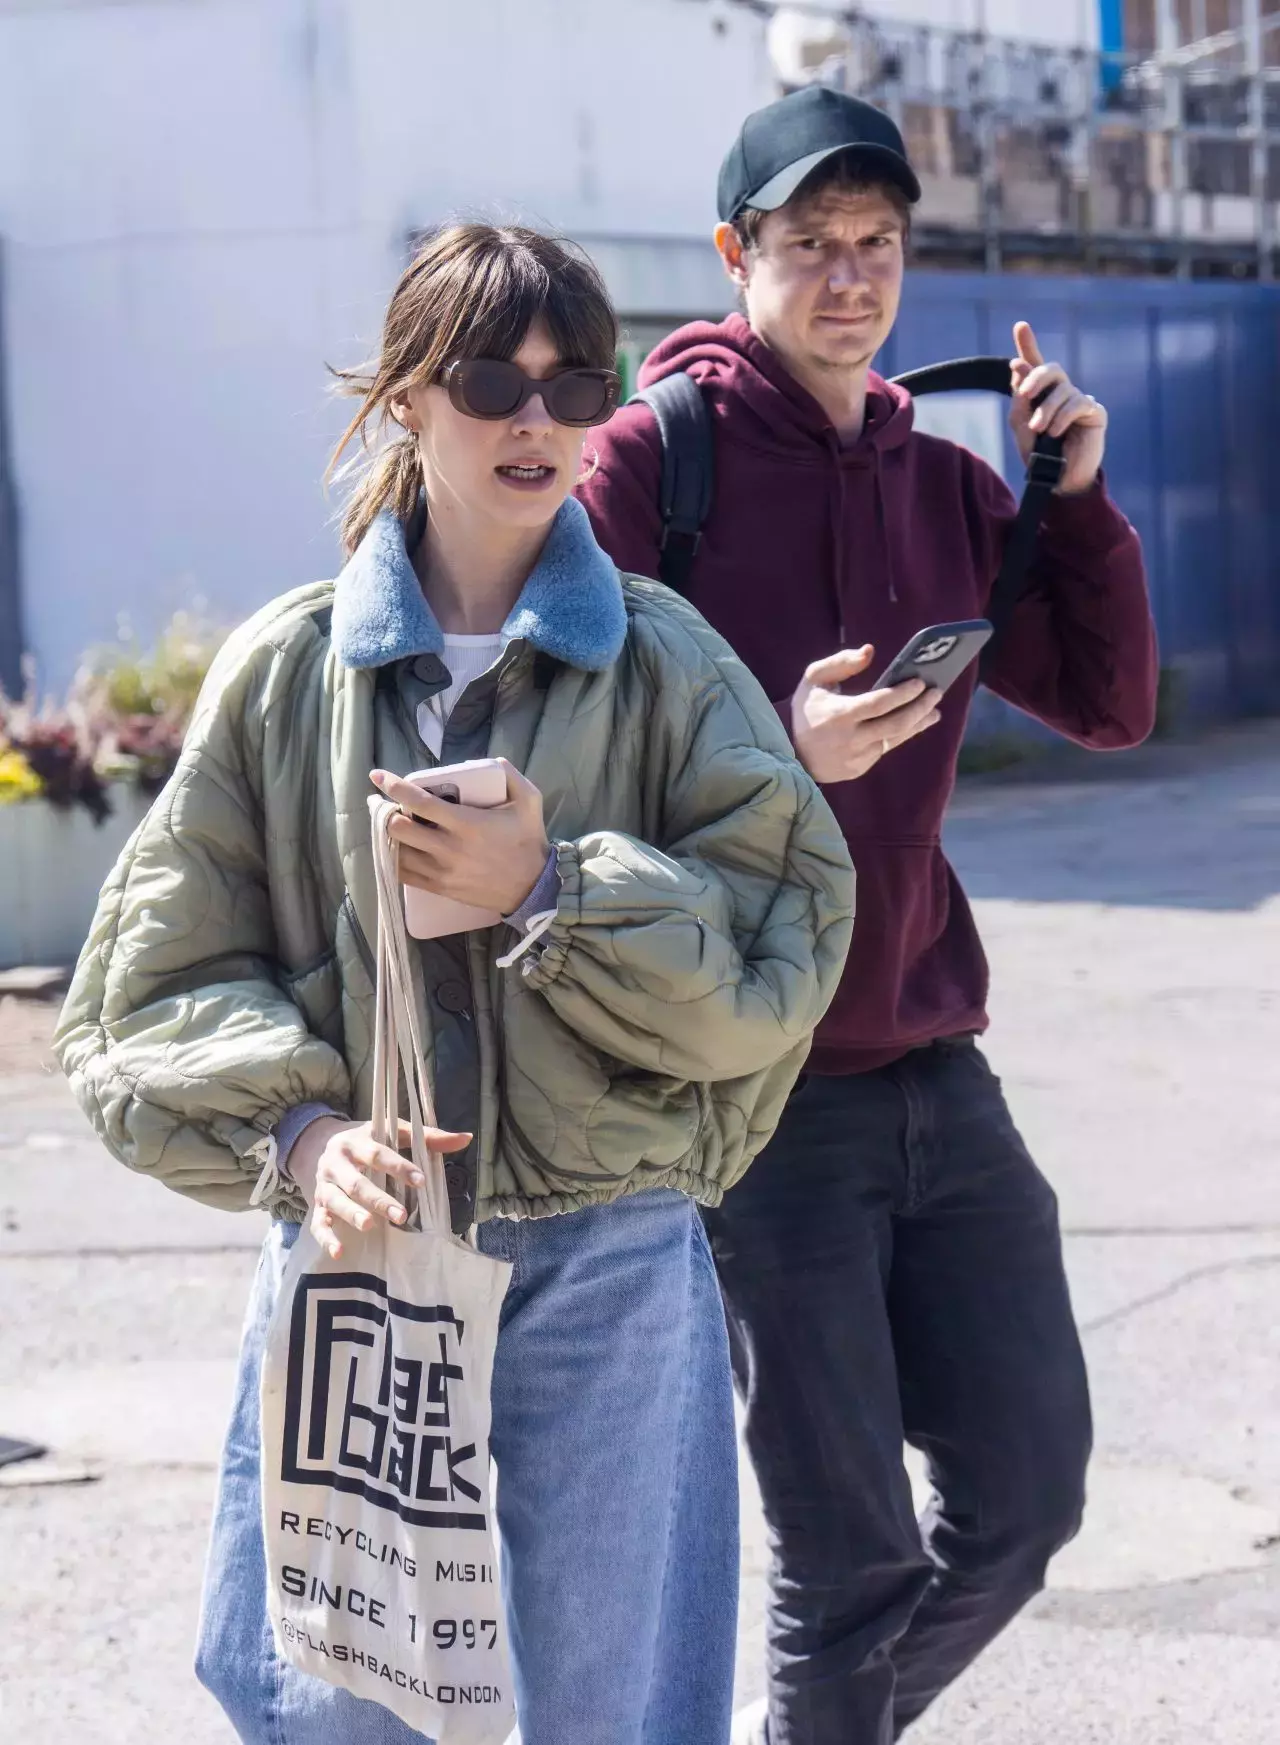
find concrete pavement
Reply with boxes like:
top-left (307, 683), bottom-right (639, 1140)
top-left (2, 720), bottom-right (1278, 1743)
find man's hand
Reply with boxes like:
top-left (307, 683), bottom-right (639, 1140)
top-left (791, 647), bottom-right (941, 785)
top-left (1010, 321), bottom-right (1107, 496)
top-left (289, 1116), bottom-right (472, 1260)
top-left (371, 760), bottom-right (551, 917)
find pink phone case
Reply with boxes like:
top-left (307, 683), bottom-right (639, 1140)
top-left (400, 760), bottom-right (509, 939)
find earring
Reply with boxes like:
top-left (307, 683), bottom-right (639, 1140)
top-left (577, 445), bottom-right (601, 487)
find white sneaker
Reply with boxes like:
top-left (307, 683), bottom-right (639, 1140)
top-left (730, 1698), bottom-right (769, 1745)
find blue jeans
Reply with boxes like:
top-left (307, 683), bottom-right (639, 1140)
top-left (703, 1041), bottom-right (1091, 1744)
top-left (196, 1190), bottom-right (738, 1745)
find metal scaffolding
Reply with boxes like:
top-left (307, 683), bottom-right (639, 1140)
top-left (775, 3), bottom-right (1280, 276)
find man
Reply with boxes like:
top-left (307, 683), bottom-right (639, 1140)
top-left (577, 86), bottom-right (1157, 1744)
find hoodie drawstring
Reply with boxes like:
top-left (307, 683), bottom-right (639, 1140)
top-left (829, 440), bottom-right (899, 648)
top-left (873, 446), bottom-right (898, 606)
top-left (828, 439), bottom-right (849, 646)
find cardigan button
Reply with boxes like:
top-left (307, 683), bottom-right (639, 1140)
top-left (436, 980), bottom-right (472, 1016)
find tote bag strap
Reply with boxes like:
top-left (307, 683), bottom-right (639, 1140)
top-left (368, 794), bottom-right (453, 1237)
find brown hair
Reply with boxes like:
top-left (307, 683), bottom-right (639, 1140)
top-left (733, 151), bottom-right (913, 252)
top-left (328, 223), bottom-right (618, 555)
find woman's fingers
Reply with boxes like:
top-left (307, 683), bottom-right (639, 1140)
top-left (310, 1201), bottom-right (344, 1259)
top-left (319, 1126), bottom-right (475, 1213)
top-left (422, 1128), bottom-right (473, 1153)
top-left (316, 1177), bottom-right (386, 1234)
top-left (334, 1163), bottom-right (409, 1226)
top-left (496, 758), bottom-right (542, 806)
top-left (396, 847), bottom-right (449, 893)
top-left (334, 1130), bottom-right (419, 1181)
top-left (372, 769), bottom-right (461, 831)
top-left (396, 846), bottom-right (447, 892)
top-left (301, 1120), bottom-right (475, 1253)
top-left (388, 812), bottom-right (452, 854)
top-left (338, 1125), bottom-right (471, 1167)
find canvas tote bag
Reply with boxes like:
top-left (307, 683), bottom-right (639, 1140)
top-left (258, 794), bottom-right (515, 1744)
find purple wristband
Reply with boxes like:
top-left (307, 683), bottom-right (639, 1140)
top-left (503, 848), bottom-right (561, 933)
top-left (274, 1103), bottom-right (341, 1178)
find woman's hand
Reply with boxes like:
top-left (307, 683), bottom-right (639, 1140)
top-left (372, 761), bottom-right (551, 917)
top-left (289, 1115), bottom-right (472, 1259)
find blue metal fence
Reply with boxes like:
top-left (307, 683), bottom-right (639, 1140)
top-left (881, 271), bottom-right (1280, 727)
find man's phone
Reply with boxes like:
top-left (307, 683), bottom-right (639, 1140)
top-left (874, 619), bottom-right (993, 696)
top-left (400, 759), bottom-right (509, 939)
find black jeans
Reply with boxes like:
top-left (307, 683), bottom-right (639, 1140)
top-left (703, 1040), bottom-right (1092, 1744)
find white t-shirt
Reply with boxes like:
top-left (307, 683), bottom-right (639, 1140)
top-left (416, 632), bottom-right (507, 756)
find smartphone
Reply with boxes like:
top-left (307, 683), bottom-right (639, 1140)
top-left (874, 619), bottom-right (993, 695)
top-left (400, 759), bottom-right (509, 940)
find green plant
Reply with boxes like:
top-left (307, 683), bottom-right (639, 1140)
top-left (0, 611), bottom-right (226, 818)
top-left (0, 665), bottom-right (112, 822)
top-left (80, 610), bottom-right (226, 795)
top-left (90, 609), bottom-right (222, 720)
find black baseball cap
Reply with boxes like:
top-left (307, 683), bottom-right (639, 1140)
top-left (717, 86), bottom-right (922, 222)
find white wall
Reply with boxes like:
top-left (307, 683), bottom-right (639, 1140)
top-left (0, 0), bottom-right (1105, 692)
top-left (0, 0), bottom-right (771, 691)
top-left (833, 0), bottom-right (1100, 50)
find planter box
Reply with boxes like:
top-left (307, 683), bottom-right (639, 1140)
top-left (0, 786), bottom-right (152, 969)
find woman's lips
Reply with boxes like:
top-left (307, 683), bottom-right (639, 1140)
top-left (495, 463), bottom-right (558, 492)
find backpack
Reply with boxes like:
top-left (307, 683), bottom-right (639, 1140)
top-left (629, 357), bottom-right (1066, 669)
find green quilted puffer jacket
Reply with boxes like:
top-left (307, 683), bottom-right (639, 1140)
top-left (56, 497), bottom-right (854, 1223)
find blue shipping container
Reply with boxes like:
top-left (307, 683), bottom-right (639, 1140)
top-left (881, 271), bottom-right (1280, 729)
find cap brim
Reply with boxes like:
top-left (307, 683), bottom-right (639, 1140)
top-left (745, 142), bottom-right (922, 213)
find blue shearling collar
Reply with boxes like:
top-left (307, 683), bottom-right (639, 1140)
top-left (331, 495), bottom-right (628, 672)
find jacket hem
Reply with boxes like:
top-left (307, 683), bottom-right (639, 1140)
top-left (478, 1166), bottom-right (725, 1222)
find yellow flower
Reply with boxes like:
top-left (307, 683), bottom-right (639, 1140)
top-left (0, 747), bottom-right (44, 803)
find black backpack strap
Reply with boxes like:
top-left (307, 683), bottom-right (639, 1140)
top-left (890, 356), bottom-right (1066, 663)
top-left (983, 438), bottom-right (1068, 644)
top-left (629, 372), bottom-right (714, 595)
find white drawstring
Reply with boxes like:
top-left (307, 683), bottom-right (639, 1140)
top-left (495, 909), bottom-right (557, 971)
top-left (248, 1132), bottom-right (284, 1208)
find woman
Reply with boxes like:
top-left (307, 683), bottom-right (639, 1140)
top-left (56, 223), bottom-right (853, 1745)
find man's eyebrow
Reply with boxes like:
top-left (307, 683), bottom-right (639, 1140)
top-left (782, 215), bottom-right (835, 234)
top-left (783, 214), bottom-right (902, 237)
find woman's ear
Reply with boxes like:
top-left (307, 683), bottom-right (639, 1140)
top-left (389, 391), bottom-right (418, 435)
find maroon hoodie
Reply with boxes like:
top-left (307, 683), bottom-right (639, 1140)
top-left (577, 314), bottom-right (1158, 1075)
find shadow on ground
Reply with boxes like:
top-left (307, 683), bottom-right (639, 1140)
top-left (945, 719), bottom-right (1280, 912)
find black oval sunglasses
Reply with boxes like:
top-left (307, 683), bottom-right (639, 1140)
top-left (442, 358), bottom-right (621, 429)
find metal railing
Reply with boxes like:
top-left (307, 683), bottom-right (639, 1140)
top-left (801, 5), bottom-right (1280, 276)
